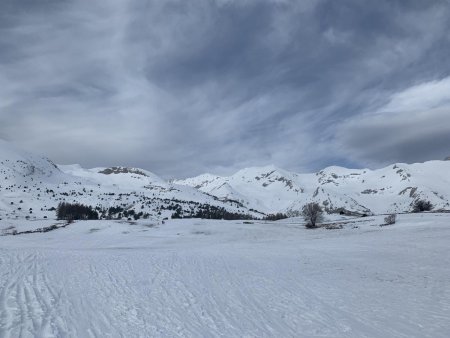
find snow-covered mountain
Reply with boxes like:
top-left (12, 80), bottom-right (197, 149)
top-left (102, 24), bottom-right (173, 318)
top-left (175, 166), bottom-right (308, 213)
top-left (1, 140), bottom-right (449, 220)
top-left (0, 140), bottom-right (259, 221)
top-left (175, 162), bottom-right (450, 215)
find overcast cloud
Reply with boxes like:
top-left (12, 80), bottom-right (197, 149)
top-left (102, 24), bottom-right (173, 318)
top-left (1, 0), bottom-right (449, 177)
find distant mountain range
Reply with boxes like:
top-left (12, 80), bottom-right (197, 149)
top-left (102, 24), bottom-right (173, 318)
top-left (1, 140), bottom-right (449, 221)
top-left (176, 162), bottom-right (450, 215)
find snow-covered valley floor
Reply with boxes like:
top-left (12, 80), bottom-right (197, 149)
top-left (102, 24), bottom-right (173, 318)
top-left (1, 214), bottom-right (449, 337)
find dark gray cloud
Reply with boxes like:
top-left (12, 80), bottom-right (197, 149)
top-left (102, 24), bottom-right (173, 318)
top-left (0, 0), bottom-right (449, 177)
top-left (335, 77), bottom-right (450, 166)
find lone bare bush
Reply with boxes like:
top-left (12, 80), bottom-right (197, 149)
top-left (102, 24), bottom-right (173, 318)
top-left (384, 213), bottom-right (396, 225)
top-left (302, 202), bottom-right (324, 228)
top-left (412, 199), bottom-right (433, 213)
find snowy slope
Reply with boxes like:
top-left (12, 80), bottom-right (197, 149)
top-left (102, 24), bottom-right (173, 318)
top-left (1, 140), bottom-right (449, 220)
top-left (176, 162), bottom-right (450, 215)
top-left (0, 140), bottom-right (62, 182)
top-left (59, 164), bottom-right (167, 189)
top-left (306, 162), bottom-right (450, 214)
top-left (176, 165), bottom-right (307, 212)
top-left (1, 213), bottom-right (449, 337)
top-left (0, 141), bottom-right (259, 221)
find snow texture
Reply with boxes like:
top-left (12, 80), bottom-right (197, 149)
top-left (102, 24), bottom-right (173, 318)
top-left (0, 214), bottom-right (449, 337)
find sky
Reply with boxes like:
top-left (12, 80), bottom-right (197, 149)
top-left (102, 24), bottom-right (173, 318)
top-left (1, 0), bottom-right (450, 178)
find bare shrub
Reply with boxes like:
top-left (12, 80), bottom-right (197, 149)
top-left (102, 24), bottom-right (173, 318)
top-left (412, 199), bottom-right (433, 212)
top-left (384, 214), bottom-right (396, 225)
top-left (302, 202), bottom-right (324, 228)
top-left (324, 223), bottom-right (343, 230)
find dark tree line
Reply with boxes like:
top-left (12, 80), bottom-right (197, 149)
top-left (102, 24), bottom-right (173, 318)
top-left (192, 206), bottom-right (254, 220)
top-left (56, 202), bottom-right (99, 221)
top-left (192, 205), bottom-right (254, 220)
top-left (263, 213), bottom-right (288, 221)
top-left (56, 201), bottom-right (255, 221)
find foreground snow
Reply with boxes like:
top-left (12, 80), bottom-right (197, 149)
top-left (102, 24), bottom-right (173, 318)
top-left (1, 214), bottom-right (449, 337)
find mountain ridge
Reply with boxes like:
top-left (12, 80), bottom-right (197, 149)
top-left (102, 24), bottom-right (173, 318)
top-left (0, 141), bottom-right (259, 221)
top-left (1, 140), bottom-right (449, 220)
top-left (175, 161), bottom-right (450, 215)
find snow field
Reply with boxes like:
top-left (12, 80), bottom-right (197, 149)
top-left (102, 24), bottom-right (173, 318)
top-left (1, 213), bottom-right (449, 337)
